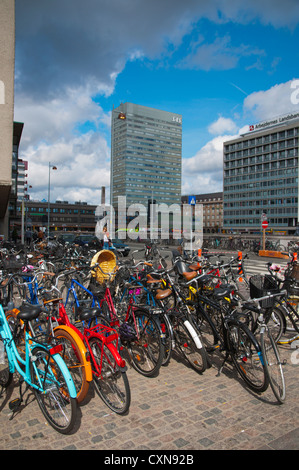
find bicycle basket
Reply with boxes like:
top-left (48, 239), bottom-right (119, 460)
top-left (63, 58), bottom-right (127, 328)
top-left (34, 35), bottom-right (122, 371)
top-left (90, 250), bottom-right (117, 284)
top-left (2, 256), bottom-right (24, 272)
top-left (249, 274), bottom-right (280, 308)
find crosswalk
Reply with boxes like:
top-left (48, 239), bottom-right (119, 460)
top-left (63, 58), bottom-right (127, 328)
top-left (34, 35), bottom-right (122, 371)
top-left (243, 258), bottom-right (288, 278)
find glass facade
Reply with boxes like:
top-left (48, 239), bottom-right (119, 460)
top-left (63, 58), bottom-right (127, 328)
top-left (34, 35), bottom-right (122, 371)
top-left (110, 103), bottom-right (182, 209)
top-left (223, 119), bottom-right (299, 233)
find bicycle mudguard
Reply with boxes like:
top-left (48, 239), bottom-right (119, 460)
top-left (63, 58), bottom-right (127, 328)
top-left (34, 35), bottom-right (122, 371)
top-left (183, 320), bottom-right (203, 349)
top-left (105, 341), bottom-right (126, 369)
top-left (51, 351), bottom-right (77, 399)
top-left (54, 325), bottom-right (93, 382)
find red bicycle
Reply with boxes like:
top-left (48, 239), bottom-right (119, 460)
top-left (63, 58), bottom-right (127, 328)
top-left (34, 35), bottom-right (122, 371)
top-left (42, 294), bottom-right (131, 414)
top-left (88, 263), bottom-right (165, 378)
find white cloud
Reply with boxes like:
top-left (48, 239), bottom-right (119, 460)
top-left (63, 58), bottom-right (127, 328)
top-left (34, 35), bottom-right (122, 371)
top-left (208, 116), bottom-right (238, 135)
top-left (178, 35), bottom-right (265, 71)
top-left (15, 84), bottom-right (109, 148)
top-left (182, 78), bottom-right (299, 196)
top-left (243, 79), bottom-right (299, 121)
top-left (14, 1), bottom-right (299, 204)
top-left (14, 83), bottom-right (112, 204)
top-left (182, 134), bottom-right (234, 194)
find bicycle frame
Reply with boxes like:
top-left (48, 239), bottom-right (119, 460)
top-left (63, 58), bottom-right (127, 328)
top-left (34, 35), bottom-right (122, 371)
top-left (52, 300), bottom-right (126, 371)
top-left (64, 278), bottom-right (101, 317)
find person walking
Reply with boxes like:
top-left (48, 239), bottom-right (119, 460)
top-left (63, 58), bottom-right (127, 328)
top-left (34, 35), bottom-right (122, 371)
top-left (11, 227), bottom-right (18, 244)
top-left (103, 226), bottom-right (110, 249)
top-left (25, 229), bottom-right (32, 247)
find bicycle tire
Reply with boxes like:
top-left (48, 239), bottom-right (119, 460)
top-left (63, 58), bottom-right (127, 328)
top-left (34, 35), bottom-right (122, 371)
top-left (265, 307), bottom-right (285, 343)
top-left (0, 339), bottom-right (13, 388)
top-left (249, 306), bottom-right (285, 343)
top-left (89, 337), bottom-right (130, 414)
top-left (192, 304), bottom-right (220, 352)
top-left (8, 276), bottom-right (25, 309)
top-left (173, 317), bottom-right (208, 373)
top-left (159, 313), bottom-right (173, 366)
top-left (54, 327), bottom-right (90, 403)
top-left (30, 346), bottom-right (77, 434)
top-left (226, 319), bottom-right (269, 393)
top-left (261, 328), bottom-right (286, 404)
top-left (61, 284), bottom-right (77, 321)
top-left (127, 310), bottom-right (164, 377)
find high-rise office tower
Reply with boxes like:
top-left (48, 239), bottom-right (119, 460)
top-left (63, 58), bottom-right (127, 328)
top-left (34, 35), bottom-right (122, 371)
top-left (223, 113), bottom-right (299, 234)
top-left (110, 103), bottom-right (182, 210)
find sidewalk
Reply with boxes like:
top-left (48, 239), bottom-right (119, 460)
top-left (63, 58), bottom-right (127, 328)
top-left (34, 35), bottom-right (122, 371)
top-left (0, 339), bottom-right (298, 451)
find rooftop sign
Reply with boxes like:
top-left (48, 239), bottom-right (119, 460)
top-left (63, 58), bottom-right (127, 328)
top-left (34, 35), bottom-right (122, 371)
top-left (248, 112), bottom-right (299, 133)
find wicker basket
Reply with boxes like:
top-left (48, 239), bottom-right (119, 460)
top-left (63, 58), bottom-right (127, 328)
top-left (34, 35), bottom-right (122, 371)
top-left (249, 274), bottom-right (279, 308)
top-left (90, 250), bottom-right (117, 284)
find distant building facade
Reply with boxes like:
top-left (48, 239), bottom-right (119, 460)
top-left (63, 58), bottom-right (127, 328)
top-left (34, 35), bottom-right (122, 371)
top-left (182, 192), bottom-right (223, 233)
top-left (223, 113), bottom-right (299, 234)
top-left (110, 102), bottom-right (182, 210)
top-left (15, 200), bottom-right (97, 235)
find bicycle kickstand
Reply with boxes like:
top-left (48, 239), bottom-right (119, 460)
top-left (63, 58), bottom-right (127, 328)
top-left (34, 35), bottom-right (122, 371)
top-left (216, 352), bottom-right (229, 377)
top-left (8, 377), bottom-right (28, 418)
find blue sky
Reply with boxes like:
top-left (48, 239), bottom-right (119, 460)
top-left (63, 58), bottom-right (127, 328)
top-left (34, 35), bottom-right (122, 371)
top-left (14, 0), bottom-right (299, 205)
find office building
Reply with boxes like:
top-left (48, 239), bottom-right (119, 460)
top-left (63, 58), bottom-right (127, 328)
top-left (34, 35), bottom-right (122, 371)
top-left (223, 113), bottom-right (299, 234)
top-left (181, 192), bottom-right (223, 232)
top-left (16, 199), bottom-right (97, 234)
top-left (110, 103), bottom-right (182, 211)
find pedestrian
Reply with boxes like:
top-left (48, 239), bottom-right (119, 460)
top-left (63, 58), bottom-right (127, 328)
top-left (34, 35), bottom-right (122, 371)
top-left (38, 229), bottom-right (44, 241)
top-left (25, 228), bottom-right (32, 247)
top-left (103, 226), bottom-right (110, 249)
top-left (11, 227), bottom-right (18, 244)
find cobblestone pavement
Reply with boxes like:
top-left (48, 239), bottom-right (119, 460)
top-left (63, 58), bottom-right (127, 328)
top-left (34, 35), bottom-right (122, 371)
top-left (0, 339), bottom-right (299, 451)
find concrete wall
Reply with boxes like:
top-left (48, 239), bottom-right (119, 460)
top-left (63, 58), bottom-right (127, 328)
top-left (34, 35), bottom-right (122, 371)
top-left (0, 0), bottom-right (15, 235)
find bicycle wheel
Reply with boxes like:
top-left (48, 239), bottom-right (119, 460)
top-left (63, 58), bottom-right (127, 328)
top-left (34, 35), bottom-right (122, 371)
top-left (159, 313), bottom-right (173, 366)
top-left (8, 276), bottom-right (25, 309)
top-left (265, 307), bottom-right (285, 343)
top-left (261, 328), bottom-right (286, 404)
top-left (30, 346), bottom-right (77, 434)
top-left (192, 304), bottom-right (219, 352)
top-left (54, 327), bottom-right (90, 403)
top-left (89, 337), bottom-right (130, 414)
top-left (61, 285), bottom-right (77, 321)
top-left (172, 317), bottom-right (208, 373)
top-left (0, 339), bottom-right (13, 388)
top-left (127, 310), bottom-right (164, 377)
top-left (226, 319), bottom-right (269, 393)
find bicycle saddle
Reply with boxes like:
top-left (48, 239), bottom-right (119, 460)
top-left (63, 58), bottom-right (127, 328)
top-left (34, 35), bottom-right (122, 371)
top-left (212, 286), bottom-right (233, 300)
top-left (155, 288), bottom-right (172, 300)
top-left (77, 307), bottom-right (101, 321)
top-left (17, 304), bottom-right (43, 321)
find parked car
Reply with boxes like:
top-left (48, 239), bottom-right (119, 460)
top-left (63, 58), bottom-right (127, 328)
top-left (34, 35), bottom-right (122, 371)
top-left (110, 238), bottom-right (130, 257)
top-left (73, 234), bottom-right (102, 249)
top-left (56, 233), bottom-right (76, 245)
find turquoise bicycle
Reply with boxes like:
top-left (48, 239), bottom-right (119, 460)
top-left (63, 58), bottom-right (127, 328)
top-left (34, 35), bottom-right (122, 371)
top-left (0, 303), bottom-right (78, 434)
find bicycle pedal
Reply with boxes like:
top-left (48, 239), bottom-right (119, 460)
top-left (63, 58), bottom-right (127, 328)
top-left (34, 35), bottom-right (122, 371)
top-left (9, 398), bottom-right (22, 411)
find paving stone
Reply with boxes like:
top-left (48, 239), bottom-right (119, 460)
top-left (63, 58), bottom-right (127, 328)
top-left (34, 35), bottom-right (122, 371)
top-left (0, 344), bottom-right (298, 450)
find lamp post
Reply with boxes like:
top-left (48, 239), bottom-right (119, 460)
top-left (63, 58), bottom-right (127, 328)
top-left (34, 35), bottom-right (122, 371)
top-left (47, 163), bottom-right (57, 239)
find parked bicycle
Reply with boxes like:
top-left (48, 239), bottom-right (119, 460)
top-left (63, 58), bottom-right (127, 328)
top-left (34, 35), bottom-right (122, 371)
top-left (0, 303), bottom-right (78, 433)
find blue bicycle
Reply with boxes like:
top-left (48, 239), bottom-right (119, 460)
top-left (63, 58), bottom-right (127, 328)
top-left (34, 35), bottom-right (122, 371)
top-left (0, 303), bottom-right (78, 434)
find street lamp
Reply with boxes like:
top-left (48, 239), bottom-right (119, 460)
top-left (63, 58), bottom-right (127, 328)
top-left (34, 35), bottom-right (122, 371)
top-left (47, 163), bottom-right (57, 239)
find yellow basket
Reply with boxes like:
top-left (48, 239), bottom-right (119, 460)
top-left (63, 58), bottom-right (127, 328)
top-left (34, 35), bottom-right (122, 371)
top-left (90, 250), bottom-right (117, 284)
